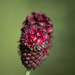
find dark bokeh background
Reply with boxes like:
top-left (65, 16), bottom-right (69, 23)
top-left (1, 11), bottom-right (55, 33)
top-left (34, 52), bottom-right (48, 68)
top-left (0, 0), bottom-right (75, 75)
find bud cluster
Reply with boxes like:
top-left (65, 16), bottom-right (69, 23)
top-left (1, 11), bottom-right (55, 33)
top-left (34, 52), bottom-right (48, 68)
top-left (19, 11), bottom-right (53, 69)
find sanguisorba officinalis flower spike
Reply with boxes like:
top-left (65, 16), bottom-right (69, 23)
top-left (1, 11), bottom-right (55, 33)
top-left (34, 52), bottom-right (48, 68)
top-left (19, 11), bottom-right (54, 75)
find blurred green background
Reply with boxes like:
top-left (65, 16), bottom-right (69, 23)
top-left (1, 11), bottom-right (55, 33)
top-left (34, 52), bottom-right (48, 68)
top-left (0, 0), bottom-right (75, 75)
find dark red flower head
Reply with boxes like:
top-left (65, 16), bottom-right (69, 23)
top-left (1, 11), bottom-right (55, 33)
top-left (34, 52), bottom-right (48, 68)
top-left (19, 11), bottom-right (53, 69)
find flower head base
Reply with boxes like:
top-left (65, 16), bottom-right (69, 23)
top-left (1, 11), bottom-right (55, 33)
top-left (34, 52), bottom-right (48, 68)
top-left (19, 11), bottom-right (53, 69)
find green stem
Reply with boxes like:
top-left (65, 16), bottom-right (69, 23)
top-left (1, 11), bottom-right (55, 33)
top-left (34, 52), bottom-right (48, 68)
top-left (26, 69), bottom-right (31, 75)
